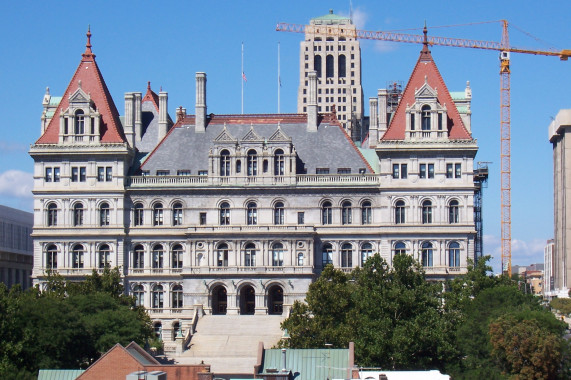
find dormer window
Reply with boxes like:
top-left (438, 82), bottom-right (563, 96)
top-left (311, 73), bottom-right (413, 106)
top-left (75, 109), bottom-right (85, 134)
top-left (421, 105), bottom-right (431, 130)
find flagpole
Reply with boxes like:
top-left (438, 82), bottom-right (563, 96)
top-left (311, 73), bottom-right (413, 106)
top-left (278, 41), bottom-right (281, 114)
top-left (241, 42), bottom-right (244, 114)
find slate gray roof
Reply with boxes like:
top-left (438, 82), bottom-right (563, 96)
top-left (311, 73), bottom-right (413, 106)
top-left (139, 114), bottom-right (373, 175)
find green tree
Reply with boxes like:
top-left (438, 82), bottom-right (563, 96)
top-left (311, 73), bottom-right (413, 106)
top-left (550, 298), bottom-right (571, 315)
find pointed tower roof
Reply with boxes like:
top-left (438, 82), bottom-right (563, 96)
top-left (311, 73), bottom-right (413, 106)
top-left (142, 81), bottom-right (160, 111)
top-left (381, 26), bottom-right (472, 141)
top-left (36, 27), bottom-right (126, 144)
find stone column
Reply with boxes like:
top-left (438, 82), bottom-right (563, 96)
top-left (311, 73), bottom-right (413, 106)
top-left (158, 91), bottom-right (168, 140)
top-left (196, 72), bottom-right (207, 132)
top-left (307, 71), bottom-right (318, 132)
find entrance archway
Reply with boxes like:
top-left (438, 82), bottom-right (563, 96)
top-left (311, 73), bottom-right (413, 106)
top-left (240, 285), bottom-right (256, 315)
top-left (268, 285), bottom-right (284, 315)
top-left (212, 285), bottom-right (227, 315)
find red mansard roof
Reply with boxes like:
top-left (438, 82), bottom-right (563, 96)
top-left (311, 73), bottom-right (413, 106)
top-left (36, 28), bottom-right (126, 144)
top-left (381, 29), bottom-right (471, 141)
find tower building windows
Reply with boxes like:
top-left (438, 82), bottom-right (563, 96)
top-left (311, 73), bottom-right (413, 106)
top-left (339, 54), bottom-right (346, 77)
top-left (75, 109), bottom-right (85, 135)
top-left (326, 55), bottom-right (334, 78)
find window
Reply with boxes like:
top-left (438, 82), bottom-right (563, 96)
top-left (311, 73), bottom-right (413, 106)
top-left (133, 285), bottom-right (144, 307)
top-left (172, 244), bottom-right (183, 269)
top-left (316, 168), bottom-right (330, 174)
top-left (99, 202), bottom-right (110, 226)
top-left (314, 55), bottom-right (322, 77)
top-left (153, 322), bottom-right (162, 338)
top-left (449, 242), bottom-right (460, 267)
top-left (392, 164), bottom-right (399, 179)
top-left (326, 54), bottom-right (334, 77)
top-left (322, 201), bottom-right (332, 224)
top-left (106, 167), bottom-right (112, 181)
top-left (428, 164), bottom-right (434, 178)
top-left (337, 168), bottom-right (351, 174)
top-left (438, 113), bottom-right (443, 130)
top-left (133, 245), bottom-right (144, 269)
top-left (274, 149), bottom-right (285, 176)
top-left (247, 150), bottom-right (258, 176)
top-left (339, 55), bottom-right (346, 77)
top-left (172, 285), bottom-right (183, 309)
top-left (297, 212), bottom-right (305, 225)
top-left (156, 170), bottom-right (169, 176)
top-left (422, 242), bottom-right (433, 267)
top-left (272, 243), bottom-right (284, 266)
top-left (220, 150), bottom-right (230, 176)
top-left (198, 170), bottom-right (208, 176)
top-left (274, 202), bottom-right (284, 225)
top-left (134, 203), bottom-right (144, 226)
top-left (172, 322), bottom-right (181, 340)
top-left (80, 167), bottom-right (86, 182)
top-left (152, 244), bottom-right (164, 269)
top-left (99, 244), bottom-right (110, 268)
top-left (263, 159), bottom-right (268, 173)
top-left (297, 252), bottom-right (304, 266)
top-left (421, 105), bottom-right (431, 130)
top-left (394, 241), bottom-right (406, 256)
top-left (361, 201), bottom-right (372, 224)
top-left (449, 200), bottom-right (459, 224)
top-left (360, 243), bottom-right (373, 265)
top-left (153, 203), bottom-right (163, 226)
top-left (152, 285), bottom-right (164, 309)
top-left (395, 200), bottom-right (405, 224)
top-left (47, 203), bottom-right (58, 226)
top-left (401, 164), bottom-right (408, 179)
top-left (45, 167), bottom-right (53, 182)
top-left (446, 163), bottom-right (453, 179)
top-left (422, 200), bottom-right (433, 224)
top-left (219, 202), bottom-right (230, 225)
top-left (72, 244), bottom-right (84, 269)
top-left (342, 201), bottom-right (352, 225)
top-left (172, 203), bottom-right (183, 226)
top-left (46, 245), bottom-right (57, 270)
top-left (246, 202), bottom-right (257, 225)
top-left (71, 167), bottom-right (78, 182)
top-left (410, 113), bottom-right (415, 130)
top-left (73, 203), bottom-right (84, 226)
top-left (244, 243), bottom-right (256, 266)
top-left (75, 109), bottom-right (85, 134)
top-left (341, 243), bottom-right (352, 268)
top-left (177, 170), bottom-right (191, 176)
top-left (54, 167), bottom-right (60, 182)
top-left (322, 243), bottom-right (333, 267)
top-left (419, 164), bottom-right (426, 179)
top-left (217, 243), bottom-right (229, 267)
top-left (98, 167), bottom-right (105, 182)
top-left (199, 212), bottom-right (207, 225)
top-left (455, 163), bottom-right (461, 178)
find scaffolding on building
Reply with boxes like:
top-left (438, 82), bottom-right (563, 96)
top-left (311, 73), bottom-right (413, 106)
top-left (473, 162), bottom-right (490, 261)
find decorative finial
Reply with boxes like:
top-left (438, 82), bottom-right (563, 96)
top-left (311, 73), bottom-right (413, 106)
top-left (147, 81), bottom-right (151, 90)
top-left (82, 25), bottom-right (95, 59)
top-left (160, 86), bottom-right (163, 92)
top-left (420, 21), bottom-right (432, 60)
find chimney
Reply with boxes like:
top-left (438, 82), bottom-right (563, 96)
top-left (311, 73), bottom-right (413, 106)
top-left (378, 89), bottom-right (388, 139)
top-left (307, 71), bottom-right (318, 132)
top-left (158, 91), bottom-right (168, 140)
top-left (134, 92), bottom-right (142, 142)
top-left (281, 348), bottom-right (287, 372)
top-left (124, 92), bottom-right (135, 148)
top-left (368, 97), bottom-right (378, 148)
top-left (196, 72), bottom-right (207, 132)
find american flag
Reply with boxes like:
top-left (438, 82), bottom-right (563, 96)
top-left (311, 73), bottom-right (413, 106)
top-left (242, 72), bottom-right (247, 82)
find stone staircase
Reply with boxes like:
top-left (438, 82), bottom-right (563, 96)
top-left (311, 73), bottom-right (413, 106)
top-left (174, 314), bottom-right (285, 374)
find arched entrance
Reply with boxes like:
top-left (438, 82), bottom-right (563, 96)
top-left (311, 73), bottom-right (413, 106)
top-left (268, 285), bottom-right (284, 315)
top-left (240, 285), bottom-right (256, 315)
top-left (212, 286), bottom-right (227, 315)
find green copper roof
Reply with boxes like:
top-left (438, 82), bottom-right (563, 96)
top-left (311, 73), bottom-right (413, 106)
top-left (49, 96), bottom-right (62, 106)
top-left (311, 10), bottom-right (351, 25)
top-left (457, 106), bottom-right (469, 113)
top-left (260, 348), bottom-right (349, 380)
top-left (450, 92), bottom-right (466, 100)
top-left (359, 148), bottom-right (380, 173)
top-left (38, 369), bottom-right (85, 380)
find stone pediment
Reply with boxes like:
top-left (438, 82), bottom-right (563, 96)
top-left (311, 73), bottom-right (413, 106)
top-left (241, 126), bottom-right (263, 142)
top-left (69, 86), bottom-right (91, 105)
top-left (415, 81), bottom-right (437, 100)
top-left (268, 126), bottom-right (291, 142)
top-left (214, 125), bottom-right (237, 143)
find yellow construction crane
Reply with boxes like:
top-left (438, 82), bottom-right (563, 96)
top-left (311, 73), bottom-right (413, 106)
top-left (277, 20), bottom-right (570, 276)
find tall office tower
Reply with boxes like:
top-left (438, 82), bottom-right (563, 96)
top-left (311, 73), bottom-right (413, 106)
top-left (297, 10), bottom-right (364, 140)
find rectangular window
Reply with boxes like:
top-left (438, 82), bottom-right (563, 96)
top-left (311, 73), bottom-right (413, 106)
top-left (198, 170), bottom-right (208, 176)
top-left (337, 168), bottom-right (351, 174)
top-left (419, 164), bottom-right (426, 179)
top-left (446, 163), bottom-right (453, 178)
top-left (177, 170), bottom-right (191, 176)
top-left (106, 167), bottom-right (112, 181)
top-left (54, 167), bottom-right (60, 182)
top-left (297, 212), bottom-right (305, 225)
top-left (316, 168), bottom-right (330, 174)
top-left (392, 164), bottom-right (399, 179)
top-left (141, 170), bottom-right (150, 176)
top-left (410, 114), bottom-right (415, 130)
top-left (45, 167), bottom-right (52, 182)
top-left (455, 163), bottom-right (462, 178)
top-left (79, 167), bottom-right (86, 182)
top-left (199, 212), bottom-right (207, 225)
top-left (438, 113), bottom-right (443, 130)
top-left (97, 167), bottom-right (105, 182)
top-left (401, 164), bottom-right (408, 179)
top-left (428, 164), bottom-right (434, 179)
top-left (156, 170), bottom-right (169, 176)
top-left (71, 167), bottom-right (79, 182)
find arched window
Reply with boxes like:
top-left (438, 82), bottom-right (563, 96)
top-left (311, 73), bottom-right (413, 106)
top-left (322, 201), bottom-right (332, 225)
top-left (153, 203), bottom-right (163, 226)
top-left (449, 242), bottom-right (460, 267)
top-left (274, 202), bottom-right (284, 225)
top-left (314, 55), bottom-right (322, 78)
top-left (342, 201), bottom-right (352, 225)
top-left (274, 149), bottom-right (285, 176)
top-left (421, 242), bottom-right (433, 267)
top-left (338, 54), bottom-right (346, 77)
top-left (46, 244), bottom-right (57, 270)
top-left (73, 203), bottom-right (84, 226)
top-left (449, 200), bottom-right (459, 224)
top-left (219, 202), bottom-right (230, 225)
top-left (341, 243), bottom-right (353, 268)
top-left (247, 150), bottom-right (258, 176)
top-left (394, 241), bottom-right (406, 256)
top-left (361, 201), bottom-right (372, 224)
top-left (72, 244), bottom-right (84, 269)
top-left (421, 105), bottom-right (431, 130)
top-left (153, 322), bottom-right (162, 339)
top-left (220, 150), bottom-right (230, 176)
top-left (217, 243), bottom-right (229, 267)
top-left (326, 54), bottom-right (334, 78)
top-left (133, 284), bottom-right (144, 307)
top-left (322, 243), bottom-right (333, 267)
top-left (47, 203), bottom-right (58, 226)
top-left (244, 243), bottom-right (256, 266)
top-left (422, 200), bottom-right (433, 224)
top-left (133, 245), bottom-right (144, 269)
top-left (272, 242), bottom-right (284, 266)
top-left (134, 203), bottom-right (144, 226)
top-left (172, 321), bottom-right (181, 340)
top-left (172, 285), bottom-right (183, 309)
top-left (171, 244), bottom-right (183, 269)
top-left (297, 252), bottom-right (304, 266)
top-left (152, 244), bottom-right (164, 269)
top-left (360, 242), bottom-right (373, 265)
top-left (395, 200), bottom-right (405, 224)
top-left (99, 202), bottom-right (110, 226)
top-left (152, 285), bottom-right (164, 309)
top-left (75, 109), bottom-right (85, 135)
top-left (247, 202), bottom-right (257, 225)
top-left (98, 244), bottom-right (110, 268)
top-left (172, 202), bottom-right (183, 226)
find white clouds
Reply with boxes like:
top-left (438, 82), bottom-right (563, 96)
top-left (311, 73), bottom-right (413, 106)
top-left (0, 170), bottom-right (33, 198)
top-left (339, 7), bottom-right (368, 30)
top-left (483, 234), bottom-right (547, 273)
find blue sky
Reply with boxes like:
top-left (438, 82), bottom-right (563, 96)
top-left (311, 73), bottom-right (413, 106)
top-left (1, 1), bottom-right (570, 273)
